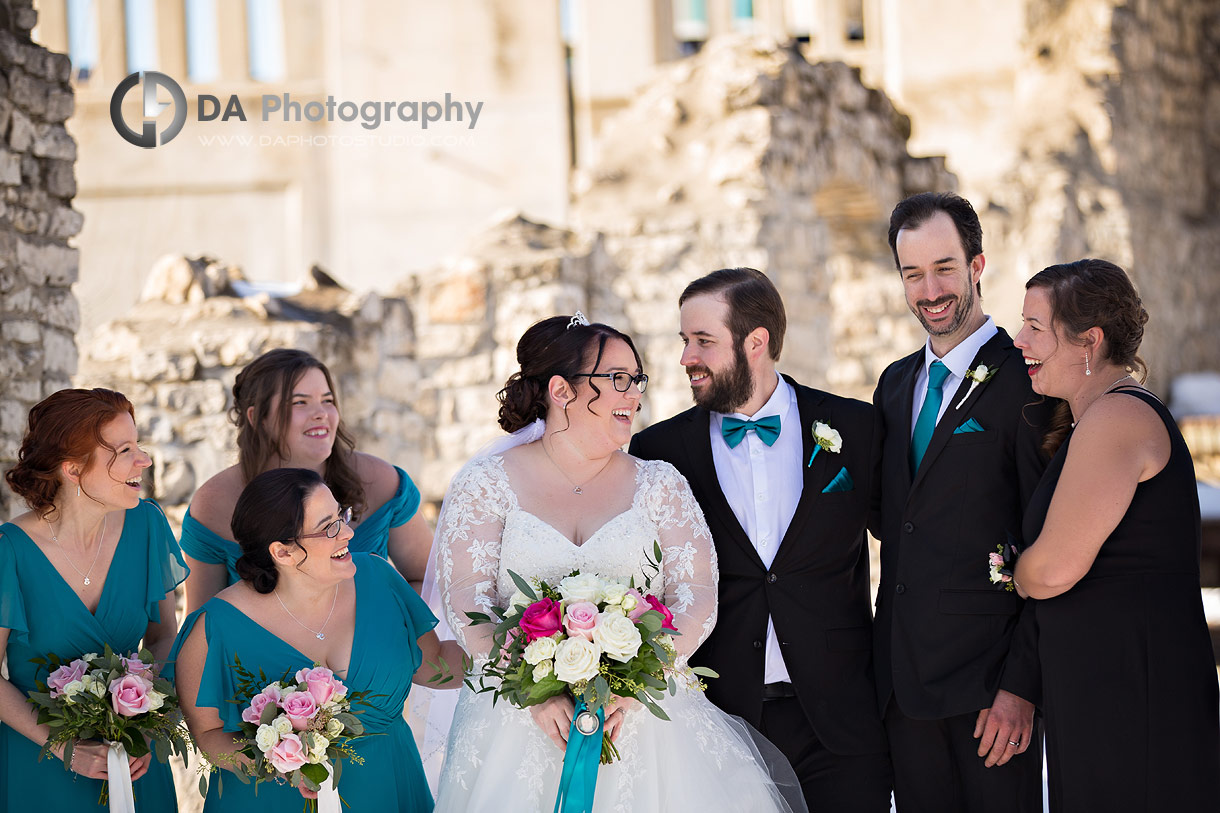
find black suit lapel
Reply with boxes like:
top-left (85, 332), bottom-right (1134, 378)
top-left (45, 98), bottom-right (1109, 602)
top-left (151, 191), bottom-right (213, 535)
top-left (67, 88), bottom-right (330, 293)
top-left (679, 408), bottom-right (764, 569)
top-left (894, 353), bottom-right (922, 493)
top-left (773, 378), bottom-right (828, 566)
top-left (909, 329), bottom-right (1015, 493)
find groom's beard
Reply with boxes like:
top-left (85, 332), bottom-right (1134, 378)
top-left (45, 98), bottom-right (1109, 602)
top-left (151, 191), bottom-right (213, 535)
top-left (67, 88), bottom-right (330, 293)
top-left (688, 344), bottom-right (754, 415)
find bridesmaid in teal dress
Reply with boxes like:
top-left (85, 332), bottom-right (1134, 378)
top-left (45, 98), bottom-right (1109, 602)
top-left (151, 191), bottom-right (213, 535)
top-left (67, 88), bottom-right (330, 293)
top-left (172, 467), bottom-right (464, 811)
top-left (180, 348), bottom-right (432, 612)
top-left (0, 389), bottom-right (186, 812)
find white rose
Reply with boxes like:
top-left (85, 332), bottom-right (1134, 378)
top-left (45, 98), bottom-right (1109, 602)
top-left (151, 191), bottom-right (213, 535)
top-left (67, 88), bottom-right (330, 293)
top-left (81, 653), bottom-right (99, 662)
top-left (600, 581), bottom-right (628, 605)
top-left (601, 605), bottom-right (626, 619)
top-left (325, 717), bottom-right (345, 738)
top-left (62, 680), bottom-right (85, 701)
top-left (593, 613), bottom-right (643, 663)
top-left (307, 734), bottom-right (329, 762)
top-left (532, 659), bottom-right (553, 679)
top-left (558, 573), bottom-right (604, 604)
top-left (146, 690), bottom-right (166, 712)
top-left (509, 589), bottom-right (531, 610)
top-left (621, 593), bottom-right (639, 613)
top-left (552, 637), bottom-right (601, 684)
top-left (85, 675), bottom-right (107, 698)
top-left (971, 364), bottom-right (989, 381)
top-left (813, 422), bottom-right (843, 453)
top-left (524, 637), bottom-right (557, 665)
top-left (254, 724), bottom-right (279, 753)
top-left (271, 715), bottom-right (294, 735)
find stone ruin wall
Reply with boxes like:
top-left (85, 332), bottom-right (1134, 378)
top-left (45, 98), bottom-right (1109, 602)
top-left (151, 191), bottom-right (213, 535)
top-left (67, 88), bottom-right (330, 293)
top-left (0, 0), bottom-right (81, 519)
top-left (981, 0), bottom-right (1220, 394)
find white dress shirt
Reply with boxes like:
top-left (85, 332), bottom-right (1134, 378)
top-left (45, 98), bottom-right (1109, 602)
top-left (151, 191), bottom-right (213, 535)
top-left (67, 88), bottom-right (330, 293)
top-left (910, 317), bottom-right (998, 435)
top-left (710, 373), bottom-right (803, 684)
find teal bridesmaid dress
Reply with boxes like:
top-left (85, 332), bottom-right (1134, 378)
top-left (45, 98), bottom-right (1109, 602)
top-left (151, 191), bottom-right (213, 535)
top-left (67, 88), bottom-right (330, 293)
top-left (170, 553), bottom-right (437, 812)
top-left (180, 466), bottom-right (422, 585)
top-left (0, 500), bottom-right (188, 812)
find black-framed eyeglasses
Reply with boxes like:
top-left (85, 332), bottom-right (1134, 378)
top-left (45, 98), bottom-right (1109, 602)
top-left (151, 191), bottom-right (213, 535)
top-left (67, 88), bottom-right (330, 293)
top-left (571, 372), bottom-right (649, 394)
top-left (297, 506), bottom-right (352, 540)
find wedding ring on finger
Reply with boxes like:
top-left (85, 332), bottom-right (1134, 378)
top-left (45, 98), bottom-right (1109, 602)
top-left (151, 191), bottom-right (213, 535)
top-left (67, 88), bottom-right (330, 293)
top-left (1008, 740), bottom-right (1020, 747)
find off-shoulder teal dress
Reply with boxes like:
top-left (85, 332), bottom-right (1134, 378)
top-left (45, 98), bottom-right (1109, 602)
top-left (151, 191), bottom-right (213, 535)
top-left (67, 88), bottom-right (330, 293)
top-left (170, 553), bottom-right (436, 811)
top-left (179, 466), bottom-right (421, 585)
top-left (0, 500), bottom-right (188, 812)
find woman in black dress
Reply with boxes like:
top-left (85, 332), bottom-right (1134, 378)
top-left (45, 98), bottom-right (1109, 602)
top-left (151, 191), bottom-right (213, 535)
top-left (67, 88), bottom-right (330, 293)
top-left (1013, 259), bottom-right (1220, 811)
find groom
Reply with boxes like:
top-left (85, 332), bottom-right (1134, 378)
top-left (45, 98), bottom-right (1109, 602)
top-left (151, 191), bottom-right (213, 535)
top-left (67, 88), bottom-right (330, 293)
top-left (630, 268), bottom-right (891, 812)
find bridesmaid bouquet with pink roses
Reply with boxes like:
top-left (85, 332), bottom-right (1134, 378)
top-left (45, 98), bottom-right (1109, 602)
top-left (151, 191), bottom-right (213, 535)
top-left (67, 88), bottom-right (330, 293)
top-left (219, 659), bottom-right (370, 811)
top-left (27, 644), bottom-right (190, 805)
top-left (465, 543), bottom-right (716, 764)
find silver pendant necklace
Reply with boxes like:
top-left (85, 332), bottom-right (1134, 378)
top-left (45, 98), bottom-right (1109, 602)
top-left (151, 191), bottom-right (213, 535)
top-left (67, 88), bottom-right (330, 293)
top-left (45, 514), bottom-right (107, 587)
top-left (274, 584), bottom-right (339, 640)
top-left (540, 439), bottom-right (613, 495)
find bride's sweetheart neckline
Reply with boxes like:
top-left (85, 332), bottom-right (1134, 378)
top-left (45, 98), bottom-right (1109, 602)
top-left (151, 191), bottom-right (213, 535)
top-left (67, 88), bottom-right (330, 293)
top-left (508, 506), bottom-right (641, 549)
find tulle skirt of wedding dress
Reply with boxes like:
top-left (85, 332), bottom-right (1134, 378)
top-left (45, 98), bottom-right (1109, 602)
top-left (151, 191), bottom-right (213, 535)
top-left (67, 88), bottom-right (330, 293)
top-left (434, 682), bottom-right (804, 813)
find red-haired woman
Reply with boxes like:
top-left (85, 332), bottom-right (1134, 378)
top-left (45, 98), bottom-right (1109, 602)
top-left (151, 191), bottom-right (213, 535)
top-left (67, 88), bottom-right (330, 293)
top-left (180, 348), bottom-right (432, 613)
top-left (1, 388), bottom-right (185, 811)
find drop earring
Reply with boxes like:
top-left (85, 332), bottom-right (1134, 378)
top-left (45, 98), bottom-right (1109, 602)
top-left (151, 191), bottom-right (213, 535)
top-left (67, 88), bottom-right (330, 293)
top-left (76, 482), bottom-right (80, 497)
top-left (1085, 352), bottom-right (1092, 376)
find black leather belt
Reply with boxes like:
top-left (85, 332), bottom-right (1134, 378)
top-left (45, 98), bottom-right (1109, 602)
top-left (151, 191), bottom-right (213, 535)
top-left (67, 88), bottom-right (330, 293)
top-left (762, 681), bottom-right (797, 700)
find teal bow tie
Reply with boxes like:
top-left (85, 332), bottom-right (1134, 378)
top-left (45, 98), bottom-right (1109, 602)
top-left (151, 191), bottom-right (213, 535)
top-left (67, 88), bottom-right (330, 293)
top-left (721, 414), bottom-right (781, 448)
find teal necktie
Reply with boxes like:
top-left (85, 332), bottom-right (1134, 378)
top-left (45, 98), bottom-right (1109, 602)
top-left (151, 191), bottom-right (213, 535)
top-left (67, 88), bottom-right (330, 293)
top-left (721, 414), bottom-right (781, 448)
top-left (910, 360), bottom-right (950, 474)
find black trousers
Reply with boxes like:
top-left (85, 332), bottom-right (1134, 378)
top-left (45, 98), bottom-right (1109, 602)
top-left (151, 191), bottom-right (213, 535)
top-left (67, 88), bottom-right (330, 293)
top-left (885, 701), bottom-right (1043, 813)
top-left (758, 695), bottom-right (893, 813)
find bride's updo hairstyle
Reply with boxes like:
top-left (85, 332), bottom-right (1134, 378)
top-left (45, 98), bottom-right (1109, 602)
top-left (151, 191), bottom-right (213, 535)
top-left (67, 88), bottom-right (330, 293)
top-left (498, 315), bottom-right (644, 433)
top-left (232, 467), bottom-right (325, 593)
top-left (1025, 258), bottom-right (1150, 456)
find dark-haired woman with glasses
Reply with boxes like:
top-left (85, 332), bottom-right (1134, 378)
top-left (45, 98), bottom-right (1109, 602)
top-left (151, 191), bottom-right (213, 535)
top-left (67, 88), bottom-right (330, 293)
top-left (171, 467), bottom-right (464, 812)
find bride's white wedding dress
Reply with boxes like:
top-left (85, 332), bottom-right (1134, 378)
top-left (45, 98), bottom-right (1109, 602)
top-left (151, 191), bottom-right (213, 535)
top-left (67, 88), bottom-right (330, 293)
top-left (433, 454), bottom-right (800, 812)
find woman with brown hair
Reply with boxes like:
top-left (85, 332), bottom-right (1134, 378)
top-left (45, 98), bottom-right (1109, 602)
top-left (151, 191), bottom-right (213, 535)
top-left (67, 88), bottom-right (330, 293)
top-left (1013, 259), bottom-right (1220, 811)
top-left (0, 388), bottom-right (185, 811)
top-left (180, 348), bottom-right (431, 613)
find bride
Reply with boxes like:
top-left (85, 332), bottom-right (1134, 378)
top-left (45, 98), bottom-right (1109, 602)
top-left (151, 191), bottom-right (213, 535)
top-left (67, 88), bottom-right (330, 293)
top-left (431, 314), bottom-right (804, 812)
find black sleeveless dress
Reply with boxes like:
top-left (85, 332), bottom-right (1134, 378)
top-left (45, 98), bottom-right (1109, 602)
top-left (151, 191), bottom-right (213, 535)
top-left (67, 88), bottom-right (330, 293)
top-left (1022, 387), bottom-right (1220, 811)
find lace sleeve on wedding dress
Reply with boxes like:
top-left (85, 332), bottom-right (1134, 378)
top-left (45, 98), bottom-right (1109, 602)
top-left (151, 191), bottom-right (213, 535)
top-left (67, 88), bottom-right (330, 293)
top-left (638, 460), bottom-right (718, 660)
top-left (433, 456), bottom-right (511, 660)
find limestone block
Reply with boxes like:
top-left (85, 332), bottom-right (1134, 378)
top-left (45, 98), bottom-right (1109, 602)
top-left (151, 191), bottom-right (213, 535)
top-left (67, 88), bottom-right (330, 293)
top-left (2, 283), bottom-right (33, 314)
top-left (31, 124), bottom-right (76, 161)
top-left (163, 380), bottom-right (228, 417)
top-left (132, 349), bottom-right (198, 383)
top-left (16, 237), bottom-right (77, 286)
top-left (44, 160), bottom-right (75, 198)
top-left (0, 398), bottom-right (26, 436)
top-left (41, 289), bottom-right (80, 332)
top-left (424, 272), bottom-right (488, 324)
top-left (8, 68), bottom-right (44, 117)
top-left (415, 323), bottom-right (485, 360)
top-left (0, 149), bottom-right (20, 185)
top-left (45, 88), bottom-right (73, 124)
top-left (153, 455), bottom-right (195, 505)
top-left (7, 377), bottom-right (40, 402)
top-left (0, 319), bottom-right (39, 343)
top-left (141, 415), bottom-right (174, 445)
top-left (41, 329), bottom-right (77, 376)
top-left (47, 205), bottom-right (83, 239)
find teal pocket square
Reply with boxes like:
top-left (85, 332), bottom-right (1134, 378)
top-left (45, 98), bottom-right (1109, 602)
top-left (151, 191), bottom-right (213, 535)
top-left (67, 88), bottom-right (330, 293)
top-left (822, 467), bottom-right (854, 493)
top-left (954, 418), bottom-right (985, 434)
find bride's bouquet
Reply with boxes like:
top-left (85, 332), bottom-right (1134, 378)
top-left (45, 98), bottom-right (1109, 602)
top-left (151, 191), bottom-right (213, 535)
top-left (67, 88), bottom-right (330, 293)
top-left (465, 543), bottom-right (715, 764)
top-left (216, 659), bottom-right (370, 812)
top-left (27, 645), bottom-right (190, 809)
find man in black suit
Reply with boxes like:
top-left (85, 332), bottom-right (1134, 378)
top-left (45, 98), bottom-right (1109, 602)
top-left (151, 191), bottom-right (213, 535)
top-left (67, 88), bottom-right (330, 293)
top-left (873, 192), bottom-right (1048, 812)
top-left (630, 268), bottom-right (891, 812)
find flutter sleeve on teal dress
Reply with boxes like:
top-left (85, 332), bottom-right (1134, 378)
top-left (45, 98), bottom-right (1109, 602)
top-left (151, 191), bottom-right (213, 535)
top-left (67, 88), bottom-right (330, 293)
top-left (169, 553), bottom-right (437, 812)
top-left (0, 500), bottom-right (187, 813)
top-left (179, 507), bottom-right (242, 585)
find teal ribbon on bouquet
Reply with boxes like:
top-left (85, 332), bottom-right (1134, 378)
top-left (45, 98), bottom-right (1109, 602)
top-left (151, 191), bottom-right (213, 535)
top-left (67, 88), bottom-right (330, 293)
top-left (553, 700), bottom-right (605, 813)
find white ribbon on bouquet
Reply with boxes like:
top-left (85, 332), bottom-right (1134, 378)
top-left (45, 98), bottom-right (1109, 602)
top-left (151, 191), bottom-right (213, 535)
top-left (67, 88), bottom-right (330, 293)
top-left (106, 741), bottom-right (136, 813)
top-left (318, 761), bottom-right (341, 813)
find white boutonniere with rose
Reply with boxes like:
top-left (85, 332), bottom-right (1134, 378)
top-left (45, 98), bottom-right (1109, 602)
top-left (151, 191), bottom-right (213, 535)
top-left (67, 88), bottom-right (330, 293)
top-left (955, 364), bottom-right (997, 409)
top-left (807, 421), bottom-right (842, 467)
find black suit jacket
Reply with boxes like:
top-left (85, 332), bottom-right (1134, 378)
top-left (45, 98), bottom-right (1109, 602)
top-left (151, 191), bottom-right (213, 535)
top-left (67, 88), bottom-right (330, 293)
top-left (630, 375), bottom-right (888, 755)
top-left (872, 328), bottom-right (1050, 720)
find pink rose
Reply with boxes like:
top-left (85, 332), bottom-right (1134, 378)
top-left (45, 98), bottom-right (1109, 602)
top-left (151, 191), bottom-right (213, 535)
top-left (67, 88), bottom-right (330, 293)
top-left (644, 595), bottom-right (677, 632)
top-left (281, 691), bottom-right (319, 730)
top-left (242, 687), bottom-right (283, 724)
top-left (519, 598), bottom-right (563, 643)
top-left (624, 589), bottom-right (648, 621)
top-left (47, 659), bottom-right (89, 698)
top-left (120, 655), bottom-right (154, 676)
top-left (109, 674), bottom-right (154, 717)
top-left (266, 733), bottom-right (309, 774)
top-left (294, 666), bottom-right (346, 707)
top-left (563, 601), bottom-right (600, 642)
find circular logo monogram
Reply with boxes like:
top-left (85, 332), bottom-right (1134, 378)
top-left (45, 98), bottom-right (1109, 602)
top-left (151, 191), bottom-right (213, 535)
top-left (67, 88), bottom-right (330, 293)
top-left (109, 71), bottom-right (187, 149)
